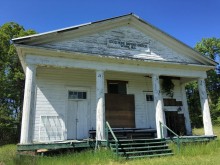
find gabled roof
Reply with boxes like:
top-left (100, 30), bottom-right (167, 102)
top-left (13, 13), bottom-right (217, 66)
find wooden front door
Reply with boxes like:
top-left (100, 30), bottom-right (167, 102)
top-left (105, 93), bottom-right (135, 128)
top-left (165, 111), bottom-right (186, 136)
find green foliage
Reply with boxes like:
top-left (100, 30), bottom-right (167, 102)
top-left (161, 77), bottom-right (175, 98)
top-left (186, 82), bottom-right (203, 127)
top-left (195, 38), bottom-right (220, 60)
top-left (0, 144), bottom-right (16, 165)
top-left (0, 22), bottom-right (36, 145)
top-left (187, 37), bottom-right (220, 127)
top-left (1, 126), bottom-right (220, 165)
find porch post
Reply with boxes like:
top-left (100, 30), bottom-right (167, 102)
top-left (181, 83), bottom-right (192, 135)
top-left (198, 78), bottom-right (214, 135)
top-left (20, 64), bottom-right (36, 144)
top-left (96, 70), bottom-right (105, 141)
top-left (152, 74), bottom-right (166, 138)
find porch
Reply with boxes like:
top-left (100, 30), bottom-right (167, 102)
top-left (17, 122), bottom-right (217, 158)
top-left (19, 66), bottom-right (214, 144)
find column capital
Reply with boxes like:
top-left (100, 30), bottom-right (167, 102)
top-left (151, 74), bottom-right (160, 77)
top-left (26, 63), bottom-right (37, 69)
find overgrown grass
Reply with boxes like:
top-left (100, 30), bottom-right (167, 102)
top-left (1, 126), bottom-right (220, 165)
top-left (0, 144), bottom-right (17, 165)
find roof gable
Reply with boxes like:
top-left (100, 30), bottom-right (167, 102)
top-left (39, 26), bottom-right (200, 64)
top-left (13, 13), bottom-right (217, 66)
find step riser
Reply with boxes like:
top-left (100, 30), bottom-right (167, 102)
top-left (110, 142), bottom-right (166, 147)
top-left (109, 139), bottom-right (173, 159)
top-left (119, 151), bottom-right (172, 156)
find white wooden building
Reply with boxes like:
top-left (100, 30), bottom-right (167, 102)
top-left (13, 14), bottom-right (217, 144)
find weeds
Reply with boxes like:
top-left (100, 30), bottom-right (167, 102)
top-left (0, 127), bottom-right (220, 165)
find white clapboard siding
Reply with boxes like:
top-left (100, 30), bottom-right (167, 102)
top-left (32, 67), bottom-right (183, 142)
top-left (33, 67), bottom-right (96, 142)
top-left (41, 26), bottom-right (199, 64)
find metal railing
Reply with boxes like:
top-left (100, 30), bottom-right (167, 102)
top-left (105, 121), bottom-right (119, 156)
top-left (159, 121), bottom-right (180, 152)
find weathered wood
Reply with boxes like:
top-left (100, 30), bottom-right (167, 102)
top-left (105, 94), bottom-right (135, 128)
top-left (96, 70), bottom-right (105, 140)
top-left (17, 140), bottom-right (95, 151)
top-left (26, 55), bottom-right (208, 78)
top-left (14, 15), bottom-right (216, 145)
top-left (198, 78), bottom-right (214, 135)
top-left (152, 74), bottom-right (166, 138)
top-left (41, 26), bottom-right (198, 64)
top-left (163, 98), bottom-right (182, 106)
top-left (165, 111), bottom-right (186, 136)
top-left (20, 65), bottom-right (36, 144)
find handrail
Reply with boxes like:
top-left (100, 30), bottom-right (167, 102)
top-left (105, 121), bottom-right (119, 156)
top-left (159, 121), bottom-right (180, 153)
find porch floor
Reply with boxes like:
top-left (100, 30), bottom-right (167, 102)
top-left (17, 135), bottom-right (217, 155)
top-left (17, 139), bottom-right (97, 154)
top-left (166, 135), bottom-right (217, 143)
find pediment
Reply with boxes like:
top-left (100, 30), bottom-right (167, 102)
top-left (39, 26), bottom-right (200, 64)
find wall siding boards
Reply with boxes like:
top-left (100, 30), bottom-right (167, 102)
top-left (40, 26), bottom-right (199, 65)
top-left (33, 67), bottom-right (183, 142)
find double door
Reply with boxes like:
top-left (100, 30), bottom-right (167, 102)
top-left (67, 99), bottom-right (88, 140)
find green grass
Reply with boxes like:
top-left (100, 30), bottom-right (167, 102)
top-left (1, 126), bottom-right (220, 165)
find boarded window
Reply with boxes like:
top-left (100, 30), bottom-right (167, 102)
top-left (39, 116), bottom-right (64, 141)
top-left (107, 80), bottom-right (127, 94)
top-left (105, 93), bottom-right (135, 128)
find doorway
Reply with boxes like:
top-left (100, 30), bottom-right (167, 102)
top-left (165, 111), bottom-right (186, 136)
top-left (67, 90), bottom-right (89, 140)
top-left (105, 80), bottom-right (135, 128)
top-left (143, 92), bottom-right (156, 129)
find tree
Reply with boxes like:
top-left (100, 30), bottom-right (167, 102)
top-left (0, 22), bottom-right (36, 144)
top-left (186, 38), bottom-right (220, 127)
top-left (195, 38), bottom-right (220, 60)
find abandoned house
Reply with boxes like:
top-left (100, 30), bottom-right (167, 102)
top-left (13, 14), bottom-right (217, 156)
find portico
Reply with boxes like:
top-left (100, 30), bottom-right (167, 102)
top-left (14, 13), bottom-right (216, 145)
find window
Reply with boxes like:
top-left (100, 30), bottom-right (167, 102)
top-left (146, 94), bottom-right (154, 101)
top-left (107, 80), bottom-right (127, 94)
top-left (68, 91), bottom-right (87, 99)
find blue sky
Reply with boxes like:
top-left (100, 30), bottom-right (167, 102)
top-left (1, 0), bottom-right (220, 47)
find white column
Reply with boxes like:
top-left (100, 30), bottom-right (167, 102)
top-left (96, 70), bottom-right (105, 141)
top-left (152, 74), bottom-right (166, 138)
top-left (181, 83), bottom-right (192, 135)
top-left (20, 65), bottom-right (36, 144)
top-left (198, 78), bottom-right (214, 135)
